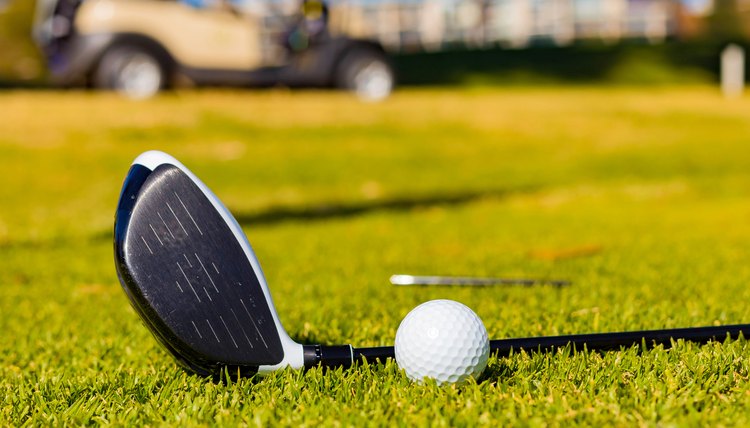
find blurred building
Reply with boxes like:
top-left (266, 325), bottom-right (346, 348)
top-left (328, 0), bottom-right (738, 52)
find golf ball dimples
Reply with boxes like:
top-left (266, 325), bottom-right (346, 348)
top-left (395, 299), bottom-right (490, 385)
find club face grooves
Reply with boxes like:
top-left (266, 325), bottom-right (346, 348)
top-left (114, 163), bottom-right (285, 376)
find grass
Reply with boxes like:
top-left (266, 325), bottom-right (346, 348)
top-left (3, 86), bottom-right (750, 425)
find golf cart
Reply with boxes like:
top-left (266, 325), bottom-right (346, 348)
top-left (33, 0), bottom-right (394, 99)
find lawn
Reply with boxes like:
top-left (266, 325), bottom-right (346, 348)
top-left (2, 86), bottom-right (750, 425)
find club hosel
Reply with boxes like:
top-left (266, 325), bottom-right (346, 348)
top-left (303, 344), bottom-right (355, 369)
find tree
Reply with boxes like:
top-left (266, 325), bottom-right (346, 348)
top-left (706, 0), bottom-right (747, 44)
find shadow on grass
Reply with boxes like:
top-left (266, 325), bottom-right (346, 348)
top-left (0, 186), bottom-right (534, 249)
top-left (479, 359), bottom-right (519, 385)
top-left (232, 186), bottom-right (534, 227)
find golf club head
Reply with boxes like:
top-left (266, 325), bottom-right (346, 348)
top-left (114, 151), bottom-right (304, 377)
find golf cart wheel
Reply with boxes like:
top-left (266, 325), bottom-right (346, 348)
top-left (335, 49), bottom-right (394, 101)
top-left (94, 45), bottom-right (166, 99)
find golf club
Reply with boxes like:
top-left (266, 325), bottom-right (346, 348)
top-left (390, 274), bottom-right (570, 287)
top-left (115, 151), bottom-right (750, 378)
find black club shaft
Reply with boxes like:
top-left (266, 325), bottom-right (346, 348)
top-left (345, 324), bottom-right (750, 365)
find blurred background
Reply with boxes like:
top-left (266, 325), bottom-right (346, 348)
top-left (1, 0), bottom-right (748, 94)
top-left (4, 1), bottom-right (750, 424)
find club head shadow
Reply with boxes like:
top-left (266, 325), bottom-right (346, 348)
top-left (114, 151), bottom-right (304, 377)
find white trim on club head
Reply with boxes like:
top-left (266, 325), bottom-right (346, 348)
top-left (132, 150), bottom-right (304, 373)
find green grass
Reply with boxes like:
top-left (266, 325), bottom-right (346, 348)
top-left (3, 86), bottom-right (750, 425)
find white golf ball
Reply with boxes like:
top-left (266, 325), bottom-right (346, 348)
top-left (395, 299), bottom-right (490, 385)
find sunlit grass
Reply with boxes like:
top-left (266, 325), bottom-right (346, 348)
top-left (2, 86), bottom-right (750, 425)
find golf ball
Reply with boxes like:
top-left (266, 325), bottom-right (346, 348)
top-left (395, 299), bottom-right (489, 385)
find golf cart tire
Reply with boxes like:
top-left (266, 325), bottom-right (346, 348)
top-left (335, 48), bottom-right (394, 101)
top-left (94, 44), bottom-right (168, 99)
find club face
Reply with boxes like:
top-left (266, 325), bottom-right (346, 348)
top-left (114, 151), bottom-right (299, 376)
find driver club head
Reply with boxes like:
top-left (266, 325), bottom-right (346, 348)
top-left (114, 151), bottom-right (305, 377)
